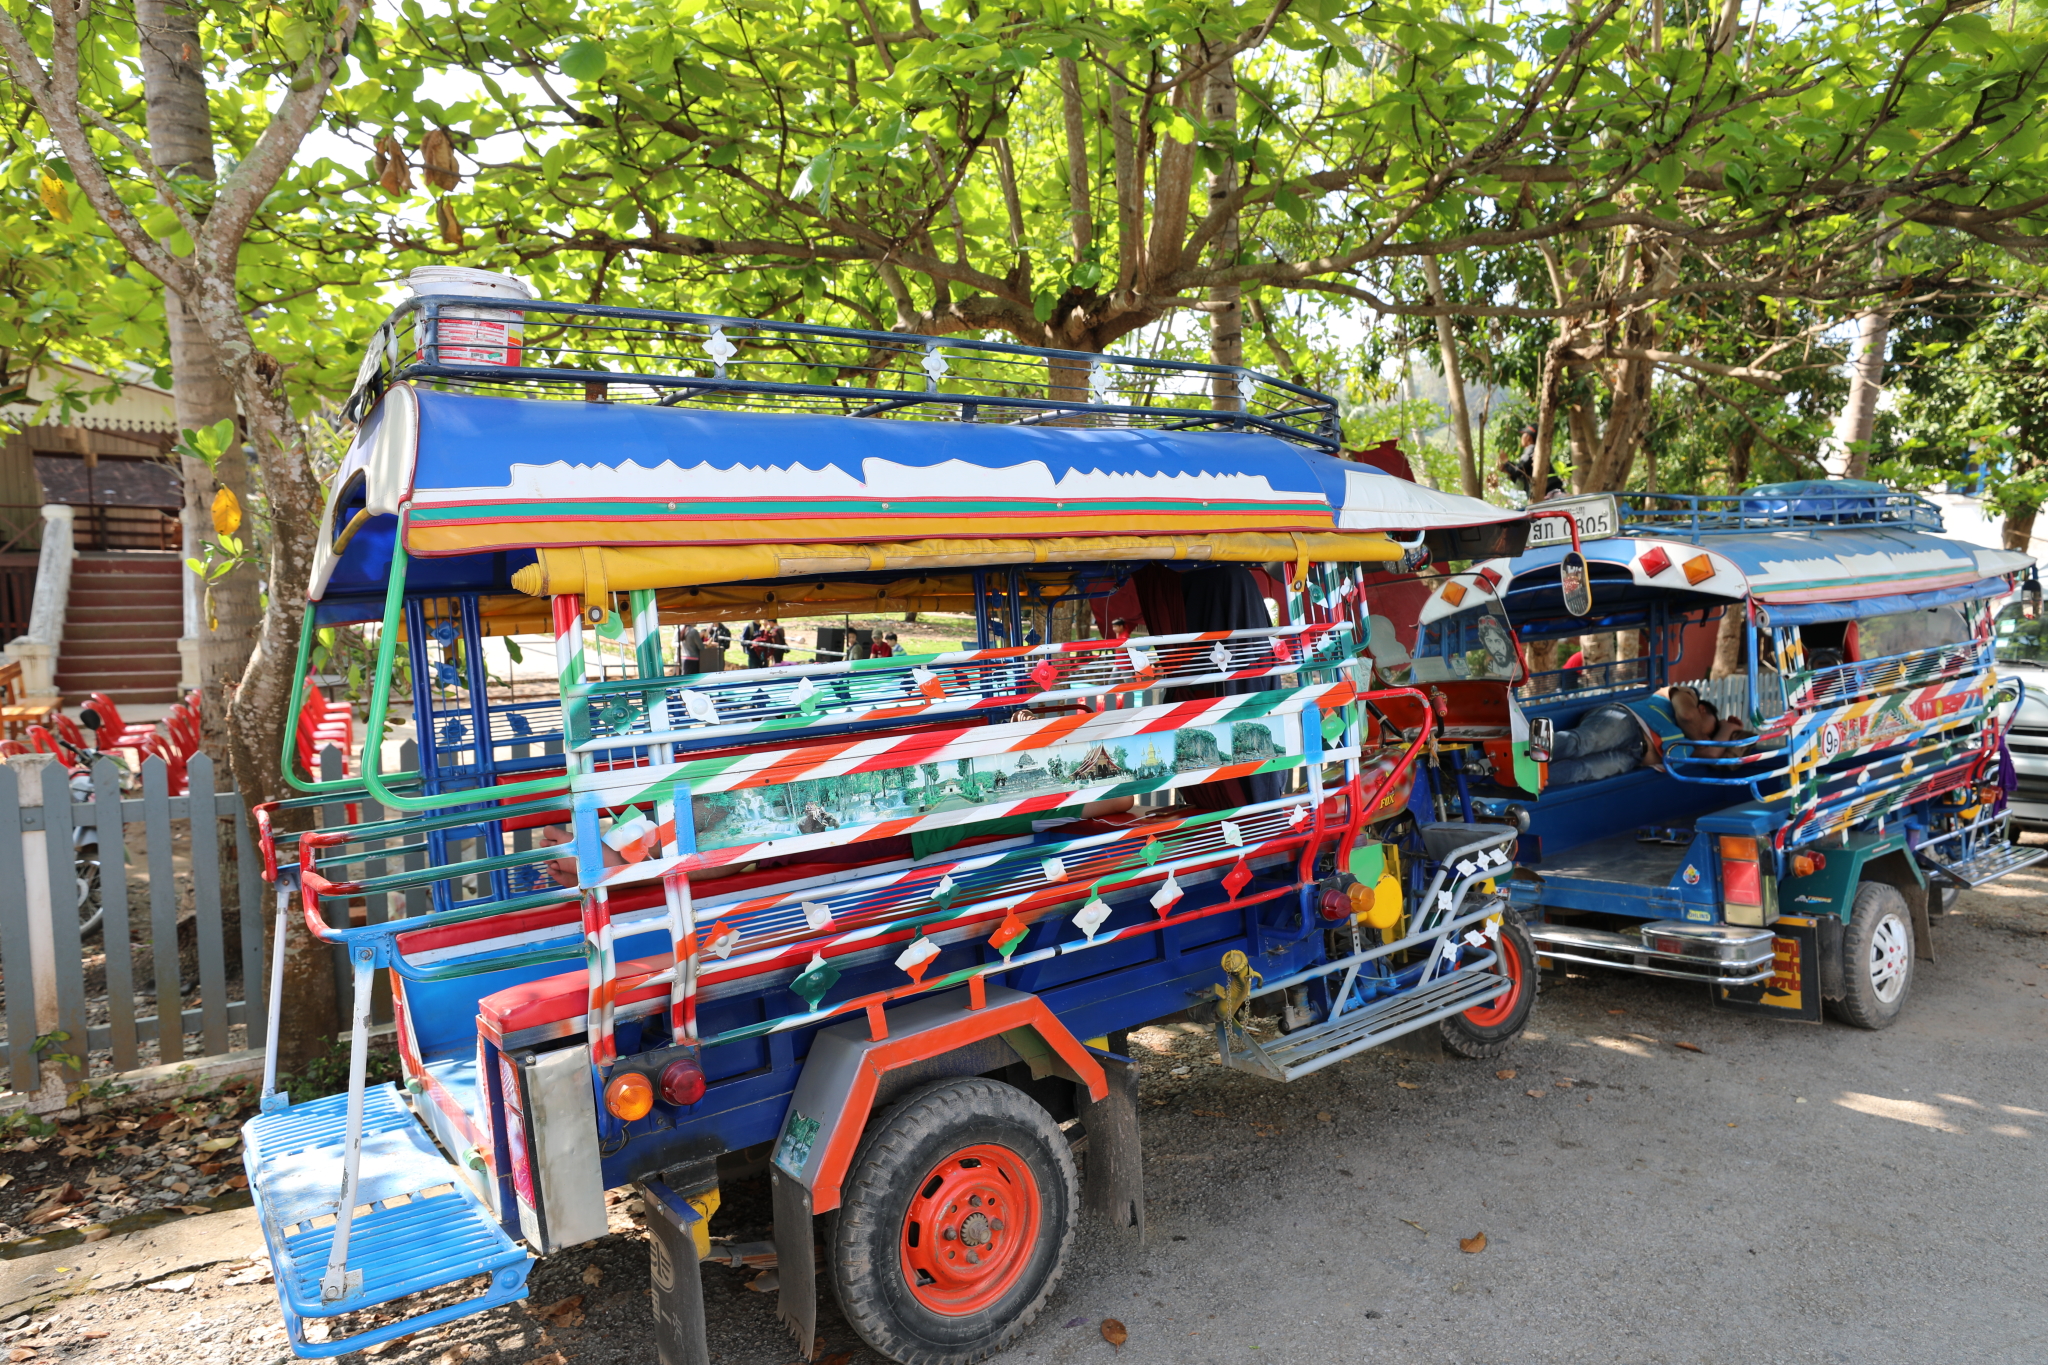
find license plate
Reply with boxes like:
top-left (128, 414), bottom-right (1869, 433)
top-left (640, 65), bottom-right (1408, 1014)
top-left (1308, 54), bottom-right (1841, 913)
top-left (1527, 493), bottom-right (1618, 549)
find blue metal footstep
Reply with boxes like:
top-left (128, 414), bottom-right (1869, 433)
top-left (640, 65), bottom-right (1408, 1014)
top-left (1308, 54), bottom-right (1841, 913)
top-left (243, 1084), bottom-right (531, 1359)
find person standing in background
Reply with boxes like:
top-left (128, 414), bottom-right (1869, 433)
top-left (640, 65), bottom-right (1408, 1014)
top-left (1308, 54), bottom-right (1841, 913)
top-left (760, 618), bottom-right (787, 666)
top-left (677, 621), bottom-right (704, 676)
top-left (873, 632), bottom-right (897, 658)
top-left (706, 621), bottom-right (731, 672)
top-left (741, 619), bottom-right (762, 669)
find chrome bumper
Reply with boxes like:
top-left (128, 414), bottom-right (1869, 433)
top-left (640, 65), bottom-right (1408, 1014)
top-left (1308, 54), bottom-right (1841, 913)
top-left (1529, 920), bottom-right (1776, 985)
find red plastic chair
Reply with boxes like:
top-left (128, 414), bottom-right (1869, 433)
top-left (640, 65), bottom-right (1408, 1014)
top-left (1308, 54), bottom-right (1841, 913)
top-left (84, 691), bottom-right (161, 755)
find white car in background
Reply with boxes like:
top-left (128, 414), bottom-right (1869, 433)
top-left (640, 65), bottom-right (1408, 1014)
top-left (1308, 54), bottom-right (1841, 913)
top-left (1995, 596), bottom-right (2048, 829)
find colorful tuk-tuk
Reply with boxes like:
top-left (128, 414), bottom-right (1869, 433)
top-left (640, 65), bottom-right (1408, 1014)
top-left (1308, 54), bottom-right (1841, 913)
top-left (1415, 484), bottom-right (2038, 1028)
top-left (242, 290), bottom-right (1539, 1363)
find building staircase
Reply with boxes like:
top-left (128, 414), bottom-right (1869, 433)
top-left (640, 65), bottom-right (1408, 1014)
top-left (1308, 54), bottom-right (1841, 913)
top-left (56, 552), bottom-right (183, 705)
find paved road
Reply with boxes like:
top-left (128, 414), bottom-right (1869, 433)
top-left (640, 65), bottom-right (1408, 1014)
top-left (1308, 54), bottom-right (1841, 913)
top-left (23, 862), bottom-right (2048, 1365)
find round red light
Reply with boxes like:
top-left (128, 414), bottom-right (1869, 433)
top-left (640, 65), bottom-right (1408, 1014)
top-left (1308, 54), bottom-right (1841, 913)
top-left (1319, 889), bottom-right (1349, 921)
top-left (660, 1057), bottom-right (707, 1107)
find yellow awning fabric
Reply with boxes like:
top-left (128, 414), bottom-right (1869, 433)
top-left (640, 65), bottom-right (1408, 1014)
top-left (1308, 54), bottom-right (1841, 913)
top-left (509, 532), bottom-right (1400, 598)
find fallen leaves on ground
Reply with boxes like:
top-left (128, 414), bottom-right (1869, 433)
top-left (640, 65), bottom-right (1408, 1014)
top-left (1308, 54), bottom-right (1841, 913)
top-left (1554, 1079), bottom-right (1575, 1089)
top-left (1674, 1041), bottom-right (1704, 1053)
top-left (1525, 1089), bottom-right (1545, 1099)
top-left (1395, 1081), bottom-right (1420, 1090)
top-left (1459, 1232), bottom-right (1488, 1253)
top-left (1100, 1318), bottom-right (1128, 1350)
top-left (11, 1345), bottom-right (39, 1361)
top-left (1495, 1068), bottom-right (1516, 1080)
top-left (1606, 1008), bottom-right (1627, 1015)
top-left (430, 1345), bottom-right (484, 1365)
top-left (1189, 1109), bottom-right (1225, 1118)
top-left (532, 1295), bottom-right (585, 1327)
top-left (522, 1354), bottom-right (566, 1365)
top-left (223, 1259), bottom-right (274, 1287)
top-left (1399, 1218), bottom-right (1426, 1233)
top-left (580, 1263), bottom-right (603, 1286)
top-left (363, 1336), bottom-right (413, 1358)
top-left (1316, 1111), bottom-right (1333, 1122)
top-left (143, 1275), bottom-right (194, 1293)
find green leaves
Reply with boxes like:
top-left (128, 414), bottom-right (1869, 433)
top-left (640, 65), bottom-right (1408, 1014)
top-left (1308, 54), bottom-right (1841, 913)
top-left (559, 40), bottom-right (608, 82)
top-left (174, 418), bottom-right (239, 471)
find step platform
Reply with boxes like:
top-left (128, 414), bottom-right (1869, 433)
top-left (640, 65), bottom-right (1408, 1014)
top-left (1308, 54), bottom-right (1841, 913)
top-left (243, 1084), bottom-right (531, 1359)
top-left (1921, 839), bottom-right (2048, 889)
top-left (1218, 964), bottom-right (1510, 1083)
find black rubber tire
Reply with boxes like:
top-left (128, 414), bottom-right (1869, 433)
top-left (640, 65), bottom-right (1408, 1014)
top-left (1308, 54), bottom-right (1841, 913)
top-left (1832, 881), bottom-right (1914, 1031)
top-left (1439, 910), bottom-right (1539, 1059)
top-left (827, 1076), bottom-right (1077, 1365)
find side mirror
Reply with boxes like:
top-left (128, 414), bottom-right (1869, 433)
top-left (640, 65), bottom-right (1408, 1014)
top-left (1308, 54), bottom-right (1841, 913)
top-left (1560, 551), bottom-right (1593, 618)
top-left (1528, 717), bottom-right (1555, 765)
top-left (80, 708), bottom-right (102, 732)
top-left (2024, 577), bottom-right (2042, 621)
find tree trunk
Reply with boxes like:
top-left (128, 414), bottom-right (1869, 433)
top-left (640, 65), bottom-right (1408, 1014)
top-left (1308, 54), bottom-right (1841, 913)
top-left (2004, 504), bottom-right (2039, 554)
top-left (1422, 256), bottom-right (1480, 497)
top-left (1530, 336), bottom-right (1567, 502)
top-left (1711, 604), bottom-right (1745, 679)
top-left (1203, 54), bottom-right (1242, 412)
top-left (137, 1), bottom-right (258, 736)
top-left (1729, 425), bottom-right (1754, 492)
top-left (1828, 308), bottom-right (1889, 479)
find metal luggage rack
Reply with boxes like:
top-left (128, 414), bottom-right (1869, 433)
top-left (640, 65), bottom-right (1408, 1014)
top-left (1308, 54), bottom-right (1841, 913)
top-left (1790, 638), bottom-right (1990, 710)
top-left (1614, 490), bottom-right (1944, 538)
top-left (341, 297), bottom-right (1342, 451)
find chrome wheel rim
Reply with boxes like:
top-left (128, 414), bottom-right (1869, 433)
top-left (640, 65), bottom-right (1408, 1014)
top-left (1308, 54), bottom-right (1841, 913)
top-left (1869, 913), bottom-right (1910, 1004)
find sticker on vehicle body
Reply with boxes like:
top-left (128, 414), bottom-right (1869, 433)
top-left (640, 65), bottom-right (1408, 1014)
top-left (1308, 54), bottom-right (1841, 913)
top-left (775, 1112), bottom-right (821, 1177)
top-left (1682, 865), bottom-right (1701, 885)
top-left (1684, 908), bottom-right (1712, 922)
top-left (1794, 894), bottom-right (1832, 904)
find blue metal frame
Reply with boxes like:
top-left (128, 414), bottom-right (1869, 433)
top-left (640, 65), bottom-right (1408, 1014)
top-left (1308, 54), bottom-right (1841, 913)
top-left (1615, 489), bottom-right (1944, 538)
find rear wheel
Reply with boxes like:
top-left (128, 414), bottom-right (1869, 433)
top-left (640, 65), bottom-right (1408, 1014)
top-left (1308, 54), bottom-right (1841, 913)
top-left (829, 1077), bottom-right (1076, 1365)
top-left (1833, 881), bottom-right (1913, 1030)
top-left (1440, 910), bottom-right (1537, 1059)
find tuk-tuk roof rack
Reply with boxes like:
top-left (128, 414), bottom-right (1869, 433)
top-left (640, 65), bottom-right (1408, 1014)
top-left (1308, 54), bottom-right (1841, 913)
top-left (1613, 489), bottom-right (1944, 538)
top-left (342, 296), bottom-right (1344, 452)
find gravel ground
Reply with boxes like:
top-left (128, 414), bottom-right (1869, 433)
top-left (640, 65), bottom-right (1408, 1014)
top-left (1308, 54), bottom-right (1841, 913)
top-left (9, 860), bottom-right (2048, 1365)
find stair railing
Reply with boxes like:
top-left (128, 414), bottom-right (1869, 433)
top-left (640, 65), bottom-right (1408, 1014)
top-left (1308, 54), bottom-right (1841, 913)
top-left (0, 505), bottom-right (74, 697)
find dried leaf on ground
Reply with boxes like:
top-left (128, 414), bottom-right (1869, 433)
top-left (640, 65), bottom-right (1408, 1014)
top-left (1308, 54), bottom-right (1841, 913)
top-left (139, 1112), bottom-right (177, 1131)
top-left (1316, 1111), bottom-right (1333, 1122)
top-left (199, 1137), bottom-right (239, 1153)
top-left (1460, 1232), bottom-right (1488, 1253)
top-left (1189, 1110), bottom-right (1225, 1118)
top-left (362, 1336), bottom-right (411, 1357)
top-left (1100, 1318), bottom-right (1128, 1350)
top-left (1525, 1089), bottom-right (1545, 1099)
top-left (1395, 1081), bottom-right (1420, 1090)
top-left (1607, 1008), bottom-right (1627, 1015)
top-left (10, 1345), bottom-right (38, 1361)
top-left (114, 1146), bottom-right (144, 1158)
top-left (57, 1146), bottom-right (88, 1160)
top-left (225, 1175), bottom-right (249, 1190)
top-left (144, 1275), bottom-right (194, 1293)
top-left (430, 1345), bottom-right (484, 1365)
top-left (1399, 1218), bottom-right (1426, 1232)
top-left (1674, 1041), bottom-right (1704, 1053)
top-left (580, 1263), bottom-right (603, 1286)
top-left (523, 1354), bottom-right (566, 1365)
top-left (1495, 1069), bottom-right (1516, 1080)
top-left (1554, 1080), bottom-right (1575, 1089)
top-left (533, 1295), bottom-right (584, 1327)
top-left (224, 1260), bottom-right (274, 1287)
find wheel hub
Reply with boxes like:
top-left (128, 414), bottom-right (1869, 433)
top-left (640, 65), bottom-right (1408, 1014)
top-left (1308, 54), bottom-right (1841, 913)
top-left (1869, 913), bottom-right (1910, 1003)
top-left (899, 1144), bottom-right (1040, 1316)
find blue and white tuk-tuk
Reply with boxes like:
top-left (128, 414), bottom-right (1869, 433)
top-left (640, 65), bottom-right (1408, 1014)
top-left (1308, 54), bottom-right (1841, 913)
top-left (1410, 484), bottom-right (2039, 1028)
top-left (239, 288), bottom-right (1540, 1363)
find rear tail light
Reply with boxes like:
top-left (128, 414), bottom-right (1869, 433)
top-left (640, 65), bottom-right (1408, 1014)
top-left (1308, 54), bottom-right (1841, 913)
top-left (660, 1057), bottom-right (707, 1107)
top-left (604, 1071), bottom-right (654, 1121)
top-left (1718, 834), bottom-right (1773, 927)
top-left (1789, 851), bottom-right (1827, 878)
top-left (1319, 888), bottom-right (1350, 921)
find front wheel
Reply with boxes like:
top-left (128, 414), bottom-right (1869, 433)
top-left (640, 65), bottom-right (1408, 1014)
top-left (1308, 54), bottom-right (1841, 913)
top-left (1440, 910), bottom-right (1538, 1058)
top-left (1833, 881), bottom-right (1914, 1030)
top-left (829, 1077), bottom-right (1077, 1365)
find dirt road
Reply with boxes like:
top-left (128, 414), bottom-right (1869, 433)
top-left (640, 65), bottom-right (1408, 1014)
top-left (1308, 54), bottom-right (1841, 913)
top-left (15, 864), bottom-right (2048, 1365)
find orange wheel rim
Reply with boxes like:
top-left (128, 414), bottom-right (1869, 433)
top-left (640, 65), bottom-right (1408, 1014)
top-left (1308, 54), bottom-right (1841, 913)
top-left (898, 1143), bottom-right (1040, 1316)
top-left (1463, 928), bottom-right (1525, 1028)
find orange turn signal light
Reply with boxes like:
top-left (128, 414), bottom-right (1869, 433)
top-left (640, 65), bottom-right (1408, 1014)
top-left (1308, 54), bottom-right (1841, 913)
top-left (604, 1071), bottom-right (654, 1121)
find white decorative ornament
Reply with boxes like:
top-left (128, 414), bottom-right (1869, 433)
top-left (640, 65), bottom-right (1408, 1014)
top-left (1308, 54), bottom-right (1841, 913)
top-left (706, 923), bottom-right (741, 959)
top-left (792, 676), bottom-right (819, 705)
top-left (705, 326), bottom-right (737, 368)
top-left (682, 690), bottom-right (720, 724)
top-left (1042, 856), bottom-right (1068, 883)
top-left (933, 873), bottom-right (956, 899)
top-left (922, 348), bottom-right (949, 383)
top-left (1209, 642), bottom-right (1233, 673)
top-left (1151, 873), bottom-right (1183, 911)
top-left (1126, 645), bottom-right (1155, 674)
top-left (603, 815), bottom-right (653, 853)
top-left (1463, 930), bottom-right (1489, 949)
top-left (1088, 361), bottom-right (1114, 405)
top-left (1074, 899), bottom-right (1112, 938)
top-left (1220, 820), bottom-right (1245, 848)
top-left (801, 901), bottom-right (833, 931)
top-left (895, 936), bottom-right (940, 972)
